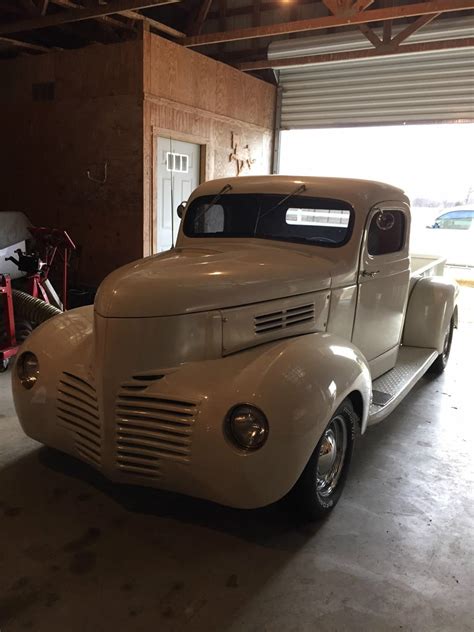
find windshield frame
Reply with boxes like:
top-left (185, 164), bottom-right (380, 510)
top-left (182, 193), bottom-right (355, 249)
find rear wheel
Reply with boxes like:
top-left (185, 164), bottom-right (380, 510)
top-left (289, 398), bottom-right (358, 521)
top-left (428, 316), bottom-right (454, 376)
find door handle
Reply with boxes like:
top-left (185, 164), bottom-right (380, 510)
top-left (361, 270), bottom-right (380, 278)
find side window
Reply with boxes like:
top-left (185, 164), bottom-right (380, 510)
top-left (368, 210), bottom-right (405, 256)
top-left (192, 203), bottom-right (224, 233)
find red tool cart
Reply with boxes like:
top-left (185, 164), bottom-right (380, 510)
top-left (0, 274), bottom-right (17, 372)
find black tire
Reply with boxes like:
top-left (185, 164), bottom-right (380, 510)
top-left (428, 316), bottom-right (454, 376)
top-left (288, 398), bottom-right (358, 521)
top-left (0, 358), bottom-right (10, 373)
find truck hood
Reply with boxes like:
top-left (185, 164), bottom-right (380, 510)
top-left (95, 242), bottom-right (333, 318)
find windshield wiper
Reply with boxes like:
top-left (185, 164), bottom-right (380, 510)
top-left (254, 183), bottom-right (307, 233)
top-left (194, 183), bottom-right (233, 224)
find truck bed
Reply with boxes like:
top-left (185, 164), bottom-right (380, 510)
top-left (411, 253), bottom-right (446, 277)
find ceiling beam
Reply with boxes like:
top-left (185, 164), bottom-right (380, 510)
top-left (238, 37), bottom-right (474, 70)
top-left (184, 0), bottom-right (474, 47)
top-left (0, 0), bottom-right (180, 35)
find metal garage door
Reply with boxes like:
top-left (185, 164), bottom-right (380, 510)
top-left (268, 18), bottom-right (474, 129)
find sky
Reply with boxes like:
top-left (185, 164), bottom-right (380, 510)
top-left (279, 123), bottom-right (474, 204)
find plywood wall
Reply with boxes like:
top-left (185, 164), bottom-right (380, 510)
top-left (0, 40), bottom-right (144, 286)
top-left (0, 35), bottom-right (276, 285)
top-left (142, 33), bottom-right (276, 256)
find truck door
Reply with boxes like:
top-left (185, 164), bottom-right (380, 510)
top-left (352, 203), bottom-right (410, 379)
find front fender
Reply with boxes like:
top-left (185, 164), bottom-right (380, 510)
top-left (155, 332), bottom-right (371, 507)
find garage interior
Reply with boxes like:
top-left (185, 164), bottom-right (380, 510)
top-left (0, 1), bottom-right (473, 631)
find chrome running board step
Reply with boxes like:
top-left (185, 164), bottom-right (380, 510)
top-left (368, 346), bottom-right (438, 426)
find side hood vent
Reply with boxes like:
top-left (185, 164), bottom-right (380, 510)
top-left (255, 304), bottom-right (315, 334)
top-left (222, 291), bottom-right (330, 355)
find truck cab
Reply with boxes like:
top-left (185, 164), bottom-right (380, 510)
top-left (12, 176), bottom-right (458, 520)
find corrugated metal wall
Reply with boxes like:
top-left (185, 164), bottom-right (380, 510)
top-left (278, 48), bottom-right (474, 128)
top-left (268, 18), bottom-right (474, 129)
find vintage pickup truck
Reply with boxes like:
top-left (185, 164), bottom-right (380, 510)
top-left (12, 176), bottom-right (458, 519)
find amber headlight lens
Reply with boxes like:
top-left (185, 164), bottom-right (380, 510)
top-left (17, 352), bottom-right (40, 390)
top-left (226, 405), bottom-right (268, 451)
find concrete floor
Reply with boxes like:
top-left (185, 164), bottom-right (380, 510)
top-left (1, 290), bottom-right (473, 632)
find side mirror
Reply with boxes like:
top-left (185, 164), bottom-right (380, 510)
top-left (177, 201), bottom-right (186, 219)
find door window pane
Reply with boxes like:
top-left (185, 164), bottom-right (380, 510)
top-left (368, 210), bottom-right (405, 256)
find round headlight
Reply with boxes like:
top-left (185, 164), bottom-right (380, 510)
top-left (17, 352), bottom-right (40, 390)
top-left (226, 404), bottom-right (268, 451)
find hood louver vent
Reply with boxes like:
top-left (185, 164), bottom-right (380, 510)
top-left (120, 374), bottom-right (165, 392)
top-left (254, 303), bottom-right (315, 334)
top-left (57, 372), bottom-right (101, 467)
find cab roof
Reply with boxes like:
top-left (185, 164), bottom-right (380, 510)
top-left (190, 175), bottom-right (409, 213)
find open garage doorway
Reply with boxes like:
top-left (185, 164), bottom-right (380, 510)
top-left (279, 123), bottom-right (474, 269)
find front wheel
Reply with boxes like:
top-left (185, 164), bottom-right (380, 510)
top-left (288, 398), bottom-right (358, 521)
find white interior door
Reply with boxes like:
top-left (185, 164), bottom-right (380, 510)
top-left (156, 137), bottom-right (200, 252)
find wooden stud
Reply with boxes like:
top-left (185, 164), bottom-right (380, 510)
top-left (183, 0), bottom-right (474, 47)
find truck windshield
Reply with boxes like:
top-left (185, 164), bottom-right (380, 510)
top-left (183, 194), bottom-right (353, 247)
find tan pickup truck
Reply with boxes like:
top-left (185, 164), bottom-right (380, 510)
top-left (12, 176), bottom-right (458, 520)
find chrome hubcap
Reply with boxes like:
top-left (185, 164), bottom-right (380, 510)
top-left (316, 415), bottom-right (348, 497)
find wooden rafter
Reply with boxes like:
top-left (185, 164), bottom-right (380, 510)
top-left (358, 23), bottom-right (382, 47)
top-left (0, 0), bottom-right (180, 35)
top-left (238, 37), bottom-right (474, 70)
top-left (0, 35), bottom-right (50, 51)
top-left (353, 0), bottom-right (375, 11)
top-left (321, 0), bottom-right (383, 48)
top-left (188, 0), bottom-right (213, 36)
top-left (121, 10), bottom-right (184, 38)
top-left (184, 0), bottom-right (474, 47)
top-left (391, 13), bottom-right (441, 46)
top-left (39, 0), bottom-right (49, 15)
top-left (48, 0), bottom-right (182, 37)
top-left (49, 0), bottom-right (134, 30)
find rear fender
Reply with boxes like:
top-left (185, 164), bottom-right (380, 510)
top-left (403, 276), bottom-right (459, 353)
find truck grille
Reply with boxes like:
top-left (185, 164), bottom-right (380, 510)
top-left (115, 389), bottom-right (197, 479)
top-left (254, 303), bottom-right (315, 334)
top-left (57, 372), bottom-right (101, 467)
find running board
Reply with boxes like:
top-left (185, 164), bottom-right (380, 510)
top-left (368, 346), bottom-right (438, 426)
